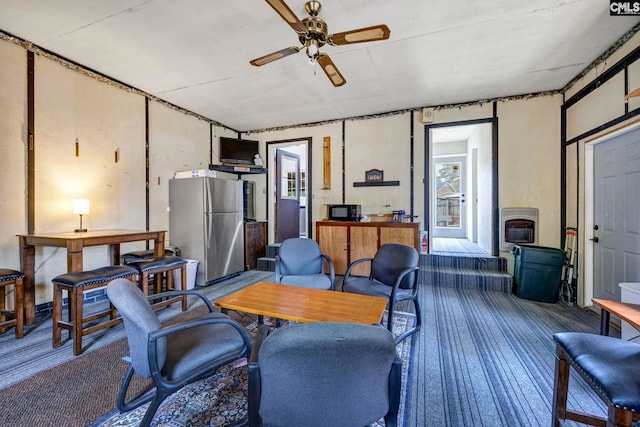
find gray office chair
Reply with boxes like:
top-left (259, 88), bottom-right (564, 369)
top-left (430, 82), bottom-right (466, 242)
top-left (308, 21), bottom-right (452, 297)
top-left (106, 278), bottom-right (252, 427)
top-left (248, 321), bottom-right (401, 427)
top-left (275, 237), bottom-right (335, 290)
top-left (343, 243), bottom-right (421, 343)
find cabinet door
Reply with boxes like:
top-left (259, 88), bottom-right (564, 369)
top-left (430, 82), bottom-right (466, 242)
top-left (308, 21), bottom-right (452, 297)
top-left (349, 226), bottom-right (378, 277)
top-left (380, 227), bottom-right (417, 249)
top-left (317, 225), bottom-right (348, 275)
top-left (244, 222), bottom-right (266, 270)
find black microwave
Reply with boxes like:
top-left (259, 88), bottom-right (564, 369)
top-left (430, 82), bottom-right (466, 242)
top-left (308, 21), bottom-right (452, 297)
top-left (328, 204), bottom-right (361, 221)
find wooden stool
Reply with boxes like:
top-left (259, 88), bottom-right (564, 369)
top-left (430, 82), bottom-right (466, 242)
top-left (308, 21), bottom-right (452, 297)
top-left (52, 265), bottom-right (137, 355)
top-left (128, 256), bottom-right (188, 312)
top-left (0, 269), bottom-right (24, 339)
top-left (121, 247), bottom-right (181, 265)
top-left (552, 332), bottom-right (640, 426)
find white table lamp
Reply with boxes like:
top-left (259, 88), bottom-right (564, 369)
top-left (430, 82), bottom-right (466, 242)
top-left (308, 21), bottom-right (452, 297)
top-left (73, 199), bottom-right (90, 232)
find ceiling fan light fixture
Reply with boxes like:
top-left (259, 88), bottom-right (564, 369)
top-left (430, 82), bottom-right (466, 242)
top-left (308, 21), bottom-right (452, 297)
top-left (251, 0), bottom-right (389, 87)
top-left (306, 39), bottom-right (319, 61)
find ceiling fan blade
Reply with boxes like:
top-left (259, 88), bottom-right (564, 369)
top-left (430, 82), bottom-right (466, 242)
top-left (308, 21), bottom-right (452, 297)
top-left (328, 24), bottom-right (390, 46)
top-left (250, 46), bottom-right (301, 66)
top-left (317, 54), bottom-right (346, 87)
top-left (265, 0), bottom-right (307, 34)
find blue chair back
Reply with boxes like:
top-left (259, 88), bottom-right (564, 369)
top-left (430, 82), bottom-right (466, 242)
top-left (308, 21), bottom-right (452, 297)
top-left (372, 243), bottom-right (419, 289)
top-left (278, 238), bottom-right (323, 275)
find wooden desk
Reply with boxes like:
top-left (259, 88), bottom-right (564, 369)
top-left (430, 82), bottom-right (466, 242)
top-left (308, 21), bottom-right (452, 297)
top-left (592, 298), bottom-right (640, 336)
top-left (18, 229), bottom-right (165, 325)
top-left (214, 281), bottom-right (387, 325)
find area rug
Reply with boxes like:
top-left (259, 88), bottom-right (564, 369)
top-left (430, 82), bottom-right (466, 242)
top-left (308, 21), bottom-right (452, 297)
top-left (90, 311), bottom-right (416, 427)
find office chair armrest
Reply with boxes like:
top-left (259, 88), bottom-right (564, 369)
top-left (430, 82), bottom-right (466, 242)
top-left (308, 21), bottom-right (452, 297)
top-left (145, 313), bottom-right (253, 384)
top-left (151, 312), bottom-right (250, 341)
top-left (274, 254), bottom-right (282, 282)
top-left (147, 289), bottom-right (215, 312)
top-left (320, 254), bottom-right (336, 290)
top-left (343, 258), bottom-right (373, 286)
top-left (388, 266), bottom-right (420, 300)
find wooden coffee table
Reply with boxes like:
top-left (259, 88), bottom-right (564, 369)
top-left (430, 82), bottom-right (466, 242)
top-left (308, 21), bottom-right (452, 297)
top-left (214, 281), bottom-right (387, 325)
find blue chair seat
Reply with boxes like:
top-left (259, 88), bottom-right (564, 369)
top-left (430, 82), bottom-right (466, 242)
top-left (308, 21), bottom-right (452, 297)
top-left (128, 256), bottom-right (187, 273)
top-left (0, 269), bottom-right (25, 282)
top-left (279, 274), bottom-right (333, 290)
top-left (552, 332), bottom-right (640, 426)
top-left (343, 276), bottom-right (415, 300)
top-left (53, 265), bottom-right (137, 287)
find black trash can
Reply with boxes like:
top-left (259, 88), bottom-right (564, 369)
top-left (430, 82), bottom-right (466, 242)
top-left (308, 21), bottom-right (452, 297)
top-left (513, 245), bottom-right (565, 303)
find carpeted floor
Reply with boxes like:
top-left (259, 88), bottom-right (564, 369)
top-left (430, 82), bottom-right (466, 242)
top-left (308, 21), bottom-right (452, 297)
top-left (431, 237), bottom-right (491, 257)
top-left (89, 311), bottom-right (415, 427)
top-left (409, 280), bottom-right (611, 426)
top-left (0, 268), bottom-right (614, 427)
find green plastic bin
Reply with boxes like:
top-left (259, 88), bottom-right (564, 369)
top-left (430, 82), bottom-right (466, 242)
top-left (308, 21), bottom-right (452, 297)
top-left (513, 245), bottom-right (565, 303)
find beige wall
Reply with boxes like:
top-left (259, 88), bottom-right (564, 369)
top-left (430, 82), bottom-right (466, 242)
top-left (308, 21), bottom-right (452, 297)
top-left (564, 32), bottom-right (640, 306)
top-left (1, 29), bottom-right (639, 308)
top-left (0, 40), bottom-right (26, 271)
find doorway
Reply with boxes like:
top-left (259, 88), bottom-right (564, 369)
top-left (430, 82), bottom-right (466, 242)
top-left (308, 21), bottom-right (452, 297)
top-left (585, 124), bottom-right (640, 303)
top-left (433, 156), bottom-right (466, 238)
top-left (267, 138), bottom-right (311, 244)
top-left (426, 121), bottom-right (495, 253)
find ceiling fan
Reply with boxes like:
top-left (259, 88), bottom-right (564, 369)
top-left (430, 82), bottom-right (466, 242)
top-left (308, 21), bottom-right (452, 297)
top-left (250, 0), bottom-right (390, 87)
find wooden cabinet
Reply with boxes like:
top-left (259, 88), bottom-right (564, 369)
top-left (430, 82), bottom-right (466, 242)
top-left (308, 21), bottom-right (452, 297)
top-left (244, 221), bottom-right (267, 270)
top-left (316, 221), bottom-right (420, 275)
top-left (316, 224), bottom-right (349, 275)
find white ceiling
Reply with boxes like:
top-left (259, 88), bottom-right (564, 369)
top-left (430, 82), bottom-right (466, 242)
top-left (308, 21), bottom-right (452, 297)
top-left (0, 1), bottom-right (638, 132)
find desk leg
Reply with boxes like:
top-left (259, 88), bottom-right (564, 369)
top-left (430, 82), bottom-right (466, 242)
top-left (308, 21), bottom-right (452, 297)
top-left (600, 309), bottom-right (611, 336)
top-left (19, 237), bottom-right (36, 325)
top-left (109, 244), bottom-right (121, 266)
top-left (66, 241), bottom-right (83, 273)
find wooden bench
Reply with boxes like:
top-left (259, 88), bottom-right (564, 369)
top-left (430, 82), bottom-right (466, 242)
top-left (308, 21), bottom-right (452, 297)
top-left (592, 298), bottom-right (640, 336)
top-left (126, 256), bottom-right (188, 312)
top-left (52, 265), bottom-right (138, 355)
top-left (0, 269), bottom-right (24, 339)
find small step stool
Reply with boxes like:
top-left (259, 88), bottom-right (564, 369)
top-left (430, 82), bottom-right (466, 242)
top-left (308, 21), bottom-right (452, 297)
top-left (257, 243), bottom-right (280, 271)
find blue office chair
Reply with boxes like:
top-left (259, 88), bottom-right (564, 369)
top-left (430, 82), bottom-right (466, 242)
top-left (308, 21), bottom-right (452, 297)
top-left (275, 238), bottom-right (335, 290)
top-left (248, 322), bottom-right (401, 427)
top-left (343, 243), bottom-right (421, 343)
top-left (107, 278), bottom-right (252, 427)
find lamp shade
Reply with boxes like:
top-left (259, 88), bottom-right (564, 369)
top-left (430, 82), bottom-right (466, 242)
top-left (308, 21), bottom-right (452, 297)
top-left (72, 199), bottom-right (90, 215)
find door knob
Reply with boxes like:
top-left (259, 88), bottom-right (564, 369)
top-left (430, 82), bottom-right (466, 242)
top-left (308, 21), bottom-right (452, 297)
top-left (590, 237), bottom-right (599, 243)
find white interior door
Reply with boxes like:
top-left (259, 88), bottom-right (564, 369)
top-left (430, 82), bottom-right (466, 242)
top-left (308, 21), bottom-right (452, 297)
top-left (593, 128), bottom-right (640, 301)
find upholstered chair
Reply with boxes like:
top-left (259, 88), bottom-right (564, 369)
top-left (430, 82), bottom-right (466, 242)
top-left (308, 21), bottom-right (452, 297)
top-left (275, 237), bottom-right (335, 290)
top-left (552, 332), bottom-right (640, 426)
top-left (343, 243), bottom-right (421, 343)
top-left (248, 321), bottom-right (401, 427)
top-left (107, 278), bottom-right (252, 427)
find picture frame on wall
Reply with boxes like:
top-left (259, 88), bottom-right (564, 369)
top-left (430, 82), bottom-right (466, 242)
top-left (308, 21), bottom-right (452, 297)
top-left (365, 169), bottom-right (384, 183)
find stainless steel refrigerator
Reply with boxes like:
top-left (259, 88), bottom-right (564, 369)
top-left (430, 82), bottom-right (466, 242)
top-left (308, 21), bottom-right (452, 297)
top-left (169, 177), bottom-right (244, 286)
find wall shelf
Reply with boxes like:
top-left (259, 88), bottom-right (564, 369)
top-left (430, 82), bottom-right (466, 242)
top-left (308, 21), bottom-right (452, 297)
top-left (353, 181), bottom-right (400, 187)
top-left (209, 164), bottom-right (267, 176)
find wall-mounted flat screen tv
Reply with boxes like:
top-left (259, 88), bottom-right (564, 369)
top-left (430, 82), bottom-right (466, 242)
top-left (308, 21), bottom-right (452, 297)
top-left (220, 137), bottom-right (259, 165)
